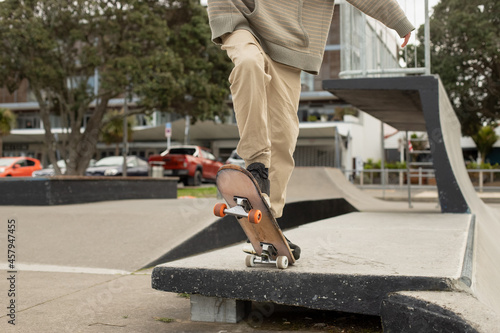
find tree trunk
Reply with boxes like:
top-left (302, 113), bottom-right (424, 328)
top-left (66, 96), bottom-right (112, 176)
top-left (34, 89), bottom-right (63, 176)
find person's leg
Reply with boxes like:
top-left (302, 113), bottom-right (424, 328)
top-left (222, 31), bottom-right (302, 259)
top-left (221, 30), bottom-right (271, 170)
top-left (265, 61), bottom-right (302, 219)
top-left (221, 29), bottom-right (301, 215)
top-left (263, 57), bottom-right (302, 260)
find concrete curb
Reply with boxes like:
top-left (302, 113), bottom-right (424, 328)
top-left (0, 176), bottom-right (178, 205)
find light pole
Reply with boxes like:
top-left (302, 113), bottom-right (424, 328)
top-left (122, 89), bottom-right (130, 177)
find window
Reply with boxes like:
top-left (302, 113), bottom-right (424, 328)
top-left (169, 148), bottom-right (196, 156)
top-left (15, 159), bottom-right (28, 167)
top-left (17, 113), bottom-right (41, 129)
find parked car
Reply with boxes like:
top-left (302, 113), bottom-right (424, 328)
top-left (85, 156), bottom-right (149, 177)
top-left (32, 159), bottom-right (96, 177)
top-left (225, 149), bottom-right (246, 168)
top-left (148, 146), bottom-right (223, 186)
top-left (0, 157), bottom-right (42, 177)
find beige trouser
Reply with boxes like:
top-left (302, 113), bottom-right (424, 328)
top-left (222, 30), bottom-right (302, 218)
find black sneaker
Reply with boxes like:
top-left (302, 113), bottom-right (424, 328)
top-left (247, 162), bottom-right (270, 196)
top-left (286, 237), bottom-right (301, 260)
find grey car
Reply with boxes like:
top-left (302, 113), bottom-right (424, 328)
top-left (85, 156), bottom-right (149, 177)
top-left (225, 149), bottom-right (246, 168)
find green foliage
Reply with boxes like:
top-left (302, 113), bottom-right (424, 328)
top-left (0, 108), bottom-right (16, 156)
top-left (0, 108), bottom-right (16, 136)
top-left (0, 0), bottom-right (232, 174)
top-left (387, 161), bottom-right (407, 169)
top-left (466, 161), bottom-right (500, 170)
top-left (471, 125), bottom-right (499, 164)
top-left (403, 0), bottom-right (499, 137)
top-left (410, 133), bottom-right (426, 151)
top-left (101, 110), bottom-right (135, 155)
top-left (364, 159), bottom-right (406, 170)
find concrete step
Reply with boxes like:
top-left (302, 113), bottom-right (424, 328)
top-left (152, 212), bottom-right (473, 319)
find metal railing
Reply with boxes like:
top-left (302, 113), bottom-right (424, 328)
top-left (344, 168), bottom-right (500, 193)
top-left (339, 0), bottom-right (431, 78)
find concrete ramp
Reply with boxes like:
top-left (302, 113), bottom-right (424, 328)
top-left (437, 80), bottom-right (500, 316)
top-left (324, 76), bottom-right (469, 213)
top-left (324, 75), bottom-right (500, 315)
top-left (287, 167), bottom-right (388, 209)
top-left (0, 199), bottom-right (220, 272)
top-left (287, 167), bottom-right (437, 212)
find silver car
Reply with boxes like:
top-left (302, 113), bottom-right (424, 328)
top-left (225, 150), bottom-right (246, 168)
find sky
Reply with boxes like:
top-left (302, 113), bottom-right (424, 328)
top-left (400, 0), bottom-right (441, 27)
top-left (396, 0), bottom-right (440, 45)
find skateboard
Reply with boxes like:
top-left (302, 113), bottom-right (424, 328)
top-left (213, 164), bottom-right (295, 269)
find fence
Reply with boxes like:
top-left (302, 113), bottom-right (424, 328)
top-left (345, 168), bottom-right (500, 193)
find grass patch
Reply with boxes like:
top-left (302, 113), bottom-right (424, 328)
top-left (178, 186), bottom-right (218, 198)
top-left (177, 293), bottom-right (191, 299)
top-left (153, 317), bottom-right (175, 323)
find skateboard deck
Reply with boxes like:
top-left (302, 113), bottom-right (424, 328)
top-left (214, 164), bottom-right (295, 269)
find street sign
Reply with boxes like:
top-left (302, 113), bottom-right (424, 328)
top-left (165, 122), bottom-right (172, 138)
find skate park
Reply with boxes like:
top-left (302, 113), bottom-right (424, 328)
top-left (151, 76), bottom-right (500, 331)
top-left (2, 76), bottom-right (500, 332)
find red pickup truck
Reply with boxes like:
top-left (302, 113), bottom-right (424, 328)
top-left (148, 146), bottom-right (223, 186)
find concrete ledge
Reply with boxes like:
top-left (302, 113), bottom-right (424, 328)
top-left (0, 176), bottom-right (178, 205)
top-left (144, 198), bottom-right (357, 268)
top-left (381, 291), bottom-right (500, 333)
top-left (152, 212), bottom-right (473, 317)
top-left (154, 267), bottom-right (454, 316)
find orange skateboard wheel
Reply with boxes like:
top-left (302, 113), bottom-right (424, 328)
top-left (214, 203), bottom-right (227, 217)
top-left (248, 209), bottom-right (262, 224)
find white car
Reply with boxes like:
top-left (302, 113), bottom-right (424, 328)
top-left (225, 150), bottom-right (246, 168)
top-left (32, 159), bottom-right (96, 177)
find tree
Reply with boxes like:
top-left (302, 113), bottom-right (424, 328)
top-left (471, 125), bottom-right (498, 164)
top-left (0, 108), bottom-right (16, 157)
top-left (0, 0), bottom-right (232, 175)
top-left (404, 0), bottom-right (499, 137)
top-left (101, 110), bottom-right (135, 156)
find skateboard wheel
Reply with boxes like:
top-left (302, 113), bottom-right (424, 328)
top-left (276, 256), bottom-right (288, 269)
top-left (245, 254), bottom-right (257, 267)
top-left (248, 209), bottom-right (262, 224)
top-left (214, 203), bottom-right (227, 217)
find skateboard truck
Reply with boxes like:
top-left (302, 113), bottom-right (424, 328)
top-left (214, 197), bottom-right (262, 224)
top-left (244, 243), bottom-right (289, 269)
